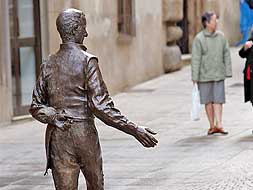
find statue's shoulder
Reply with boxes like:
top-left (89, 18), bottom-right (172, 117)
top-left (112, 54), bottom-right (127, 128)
top-left (43, 54), bottom-right (55, 62)
top-left (40, 56), bottom-right (49, 68)
top-left (40, 54), bottom-right (56, 70)
top-left (82, 51), bottom-right (98, 63)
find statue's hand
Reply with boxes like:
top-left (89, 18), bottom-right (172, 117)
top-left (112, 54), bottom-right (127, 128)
top-left (134, 126), bottom-right (158, 148)
top-left (52, 113), bottom-right (72, 131)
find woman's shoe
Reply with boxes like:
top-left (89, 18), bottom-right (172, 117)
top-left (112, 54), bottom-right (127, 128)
top-left (207, 128), bottom-right (217, 135)
top-left (216, 127), bottom-right (228, 135)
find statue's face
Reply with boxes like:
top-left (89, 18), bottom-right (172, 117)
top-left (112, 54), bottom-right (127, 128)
top-left (75, 14), bottom-right (88, 44)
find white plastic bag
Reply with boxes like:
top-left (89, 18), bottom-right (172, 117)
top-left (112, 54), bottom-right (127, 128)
top-left (191, 83), bottom-right (201, 121)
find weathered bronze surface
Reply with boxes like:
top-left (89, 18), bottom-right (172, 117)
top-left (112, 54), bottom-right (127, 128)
top-left (30, 8), bottom-right (158, 190)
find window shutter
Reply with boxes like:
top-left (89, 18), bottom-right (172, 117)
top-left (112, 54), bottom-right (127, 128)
top-left (117, 0), bottom-right (135, 35)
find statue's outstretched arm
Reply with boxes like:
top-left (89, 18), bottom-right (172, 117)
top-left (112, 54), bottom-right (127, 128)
top-left (87, 58), bottom-right (158, 147)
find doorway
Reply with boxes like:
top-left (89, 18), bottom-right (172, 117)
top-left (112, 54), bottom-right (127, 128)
top-left (177, 0), bottom-right (189, 54)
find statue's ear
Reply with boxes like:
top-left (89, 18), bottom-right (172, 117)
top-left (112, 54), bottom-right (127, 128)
top-left (70, 25), bottom-right (79, 37)
top-left (73, 24), bottom-right (79, 32)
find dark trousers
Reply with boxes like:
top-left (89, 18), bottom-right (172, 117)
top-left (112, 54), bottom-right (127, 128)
top-left (50, 121), bottom-right (104, 190)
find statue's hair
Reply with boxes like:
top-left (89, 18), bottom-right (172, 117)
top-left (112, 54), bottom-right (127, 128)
top-left (56, 8), bottom-right (85, 41)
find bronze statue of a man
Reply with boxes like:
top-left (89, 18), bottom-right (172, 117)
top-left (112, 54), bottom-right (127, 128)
top-left (29, 8), bottom-right (158, 190)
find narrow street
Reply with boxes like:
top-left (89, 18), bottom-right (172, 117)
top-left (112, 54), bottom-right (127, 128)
top-left (1, 48), bottom-right (253, 190)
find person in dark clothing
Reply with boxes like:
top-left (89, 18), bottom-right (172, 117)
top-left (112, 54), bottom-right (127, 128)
top-left (246, 0), bottom-right (253, 9)
top-left (239, 38), bottom-right (253, 106)
top-left (29, 8), bottom-right (158, 190)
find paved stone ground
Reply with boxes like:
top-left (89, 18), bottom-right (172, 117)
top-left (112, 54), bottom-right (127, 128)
top-left (1, 48), bottom-right (253, 190)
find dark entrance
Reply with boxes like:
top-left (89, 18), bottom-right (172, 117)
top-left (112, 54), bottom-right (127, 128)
top-left (9, 0), bottom-right (42, 116)
top-left (177, 0), bottom-right (189, 54)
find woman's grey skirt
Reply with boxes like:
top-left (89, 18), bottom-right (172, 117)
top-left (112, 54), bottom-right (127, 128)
top-left (198, 80), bottom-right (225, 104)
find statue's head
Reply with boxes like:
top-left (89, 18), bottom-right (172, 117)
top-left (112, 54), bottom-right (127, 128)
top-left (56, 8), bottom-right (88, 44)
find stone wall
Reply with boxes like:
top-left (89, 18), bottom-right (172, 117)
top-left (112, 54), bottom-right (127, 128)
top-left (187, 0), bottom-right (204, 52)
top-left (162, 0), bottom-right (183, 72)
top-left (218, 0), bottom-right (241, 45)
top-left (0, 0), bottom-right (12, 125)
top-left (47, 0), bottom-right (164, 94)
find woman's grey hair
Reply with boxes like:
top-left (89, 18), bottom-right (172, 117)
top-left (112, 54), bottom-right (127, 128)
top-left (201, 11), bottom-right (215, 28)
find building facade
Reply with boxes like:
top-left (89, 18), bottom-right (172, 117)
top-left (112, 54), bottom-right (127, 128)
top-left (0, 0), bottom-right (241, 125)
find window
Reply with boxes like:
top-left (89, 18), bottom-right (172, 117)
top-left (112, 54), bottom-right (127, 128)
top-left (9, 0), bottom-right (42, 116)
top-left (117, 0), bottom-right (135, 36)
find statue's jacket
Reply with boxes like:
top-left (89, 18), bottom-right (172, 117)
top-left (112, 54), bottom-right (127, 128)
top-left (29, 43), bottom-right (138, 174)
